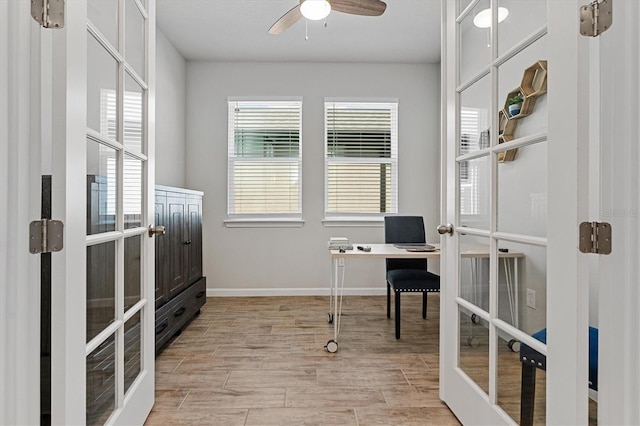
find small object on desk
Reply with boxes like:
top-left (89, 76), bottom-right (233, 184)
top-left (339, 248), bottom-right (345, 253)
top-left (357, 245), bottom-right (371, 252)
top-left (499, 248), bottom-right (509, 253)
top-left (328, 237), bottom-right (353, 251)
top-left (393, 243), bottom-right (436, 252)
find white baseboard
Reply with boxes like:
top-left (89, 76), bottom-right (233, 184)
top-left (206, 287), bottom-right (387, 297)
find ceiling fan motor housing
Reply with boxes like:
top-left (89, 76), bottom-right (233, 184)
top-left (300, 0), bottom-right (332, 21)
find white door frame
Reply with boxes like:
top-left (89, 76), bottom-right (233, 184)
top-left (0, 1), bottom-right (43, 425)
top-left (598, 1), bottom-right (640, 423)
top-left (49, 0), bottom-right (89, 422)
top-left (546, 0), bottom-right (591, 422)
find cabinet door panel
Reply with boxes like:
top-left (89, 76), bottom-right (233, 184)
top-left (154, 191), bottom-right (167, 307)
top-left (167, 195), bottom-right (187, 298)
top-left (186, 196), bottom-right (202, 284)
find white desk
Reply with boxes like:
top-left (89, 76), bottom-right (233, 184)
top-left (325, 243), bottom-right (523, 353)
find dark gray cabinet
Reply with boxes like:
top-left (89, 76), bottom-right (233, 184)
top-left (154, 186), bottom-right (206, 353)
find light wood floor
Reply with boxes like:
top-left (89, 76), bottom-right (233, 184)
top-left (145, 294), bottom-right (461, 426)
top-left (146, 294), bottom-right (597, 425)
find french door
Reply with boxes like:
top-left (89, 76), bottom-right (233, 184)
top-left (49, 0), bottom-right (156, 424)
top-left (440, 0), bottom-right (591, 423)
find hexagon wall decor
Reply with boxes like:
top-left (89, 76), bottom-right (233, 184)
top-left (498, 60), bottom-right (548, 162)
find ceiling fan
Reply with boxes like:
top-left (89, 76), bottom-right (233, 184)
top-left (268, 0), bottom-right (387, 35)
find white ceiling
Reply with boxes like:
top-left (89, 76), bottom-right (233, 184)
top-left (156, 0), bottom-right (442, 64)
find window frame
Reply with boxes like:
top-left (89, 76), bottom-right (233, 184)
top-left (323, 99), bottom-right (399, 225)
top-left (225, 97), bottom-right (304, 228)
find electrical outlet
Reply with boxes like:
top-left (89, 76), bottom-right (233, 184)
top-left (338, 258), bottom-right (345, 267)
top-left (526, 288), bottom-right (536, 309)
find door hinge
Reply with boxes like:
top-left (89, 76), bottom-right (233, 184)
top-left (579, 221), bottom-right (611, 254)
top-left (29, 219), bottom-right (64, 254)
top-left (31, 0), bottom-right (65, 29)
top-left (580, 0), bottom-right (612, 37)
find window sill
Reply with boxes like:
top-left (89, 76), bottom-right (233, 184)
top-left (224, 218), bottom-right (305, 228)
top-left (322, 217), bottom-right (385, 228)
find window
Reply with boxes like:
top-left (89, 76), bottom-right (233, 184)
top-left (325, 101), bottom-right (398, 219)
top-left (227, 100), bottom-right (302, 219)
top-left (99, 88), bottom-right (143, 227)
top-left (459, 107), bottom-right (489, 215)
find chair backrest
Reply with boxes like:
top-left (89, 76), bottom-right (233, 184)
top-left (384, 216), bottom-right (428, 271)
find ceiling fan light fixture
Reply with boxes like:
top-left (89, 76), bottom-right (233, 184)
top-left (473, 7), bottom-right (509, 28)
top-left (300, 0), bottom-right (332, 21)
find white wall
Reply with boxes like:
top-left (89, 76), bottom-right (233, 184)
top-left (156, 30), bottom-right (186, 187)
top-left (185, 62), bottom-right (441, 294)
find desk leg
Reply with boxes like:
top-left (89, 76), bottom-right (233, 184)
top-left (334, 259), bottom-right (340, 341)
top-left (513, 257), bottom-right (520, 328)
top-left (520, 363), bottom-right (537, 426)
top-left (328, 258), bottom-right (335, 324)
top-left (504, 257), bottom-right (522, 352)
top-left (325, 257), bottom-right (343, 353)
top-left (466, 259), bottom-right (480, 348)
top-left (503, 258), bottom-right (515, 327)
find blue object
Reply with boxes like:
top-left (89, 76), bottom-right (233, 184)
top-left (519, 327), bottom-right (598, 425)
top-left (521, 326), bottom-right (598, 390)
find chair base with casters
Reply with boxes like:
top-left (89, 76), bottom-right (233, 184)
top-left (519, 327), bottom-right (598, 426)
top-left (386, 270), bottom-right (440, 339)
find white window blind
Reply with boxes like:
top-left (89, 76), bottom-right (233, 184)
top-left (100, 89), bottom-right (143, 219)
top-left (459, 107), bottom-right (488, 215)
top-left (227, 100), bottom-right (302, 217)
top-left (325, 101), bottom-right (398, 217)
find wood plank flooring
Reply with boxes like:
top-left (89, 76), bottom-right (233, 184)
top-left (146, 294), bottom-right (597, 425)
top-left (146, 294), bottom-right (460, 425)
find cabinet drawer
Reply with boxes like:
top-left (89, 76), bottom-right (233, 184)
top-left (155, 277), bottom-right (206, 354)
top-left (154, 310), bottom-right (172, 352)
top-left (169, 278), bottom-right (206, 328)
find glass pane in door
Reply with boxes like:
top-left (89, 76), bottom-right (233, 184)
top-left (88, 0), bottom-right (118, 48)
top-left (458, 305), bottom-right (489, 395)
top-left (87, 33), bottom-right (118, 139)
top-left (125, 0), bottom-right (145, 79)
top-left (459, 74), bottom-right (491, 155)
top-left (124, 154), bottom-right (143, 229)
top-left (497, 142), bottom-right (547, 238)
top-left (86, 334), bottom-right (116, 425)
top-left (459, 0), bottom-right (491, 84)
top-left (124, 310), bottom-right (142, 394)
top-left (124, 72), bottom-right (144, 153)
top-left (497, 35), bottom-right (547, 139)
top-left (124, 235), bottom-right (141, 312)
top-left (496, 328), bottom-right (547, 424)
top-left (497, 0), bottom-right (547, 57)
top-left (459, 155), bottom-right (490, 230)
top-left (87, 241), bottom-right (116, 342)
top-left (496, 240), bottom-right (547, 333)
top-left (458, 234), bottom-right (490, 311)
top-left (87, 139), bottom-right (117, 235)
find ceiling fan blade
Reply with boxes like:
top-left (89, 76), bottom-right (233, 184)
top-left (268, 4), bottom-right (303, 35)
top-left (331, 0), bottom-right (387, 16)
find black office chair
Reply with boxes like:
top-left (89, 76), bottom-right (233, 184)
top-left (384, 216), bottom-right (440, 339)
